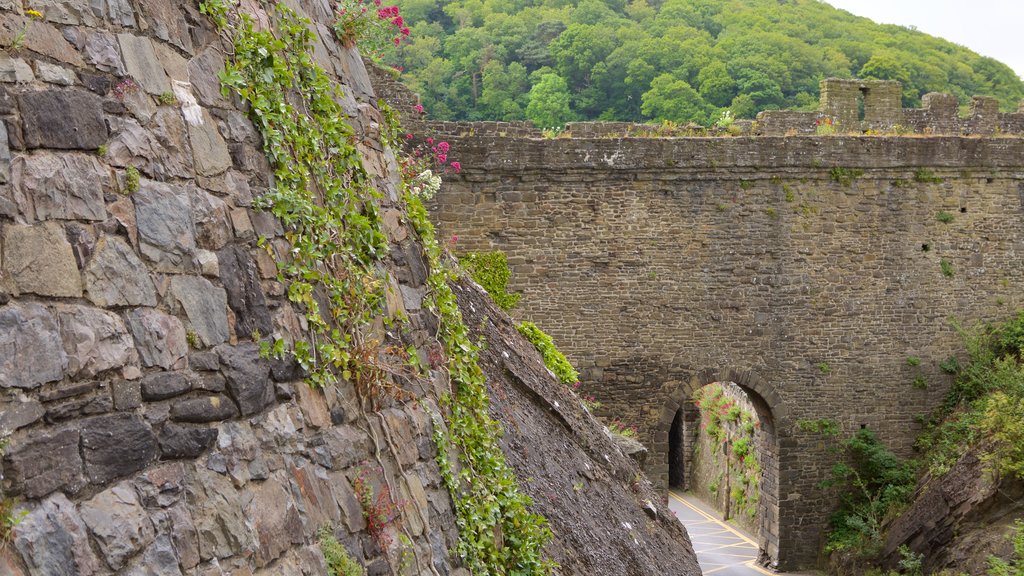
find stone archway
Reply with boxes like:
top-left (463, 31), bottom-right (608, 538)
top-left (655, 367), bottom-right (788, 567)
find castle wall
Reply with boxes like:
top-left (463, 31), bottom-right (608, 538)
top-left (429, 133), bottom-right (1024, 568)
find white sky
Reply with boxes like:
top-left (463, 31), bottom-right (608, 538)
top-left (823, 0), bottom-right (1024, 80)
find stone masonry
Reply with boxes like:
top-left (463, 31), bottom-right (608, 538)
top-left (423, 129), bottom-right (1024, 569)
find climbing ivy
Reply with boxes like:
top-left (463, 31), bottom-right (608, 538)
top-left (203, 0), bottom-right (391, 391)
top-left (461, 251), bottom-right (521, 312)
top-left (516, 321), bottom-right (579, 386)
top-left (202, 2), bottom-right (554, 572)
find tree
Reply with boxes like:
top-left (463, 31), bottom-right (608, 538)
top-left (640, 74), bottom-right (712, 124)
top-left (697, 61), bottom-right (735, 108)
top-left (526, 72), bottom-right (576, 127)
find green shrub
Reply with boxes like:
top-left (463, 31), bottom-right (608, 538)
top-left (936, 210), bottom-right (955, 224)
top-left (516, 321), bottom-right (579, 385)
top-left (823, 429), bottom-right (916, 556)
top-left (460, 251), bottom-right (521, 311)
top-left (318, 526), bottom-right (365, 576)
top-left (830, 167), bottom-right (863, 187)
top-left (988, 520), bottom-right (1024, 576)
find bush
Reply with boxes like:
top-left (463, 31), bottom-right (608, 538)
top-left (461, 251), bottom-right (521, 311)
top-left (317, 525), bottom-right (365, 576)
top-left (516, 321), bottom-right (579, 385)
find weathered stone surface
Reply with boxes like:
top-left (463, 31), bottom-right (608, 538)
top-left (80, 482), bottom-right (156, 570)
top-left (83, 30), bottom-right (126, 75)
top-left (107, 113), bottom-right (193, 179)
top-left (188, 109), bottom-right (232, 176)
top-left (34, 60), bottom-right (76, 85)
top-left (55, 304), bottom-right (134, 378)
top-left (0, 302), bottom-right (67, 388)
top-left (112, 379), bottom-right (142, 410)
top-left (247, 475), bottom-right (305, 567)
top-left (2, 427), bottom-right (83, 498)
top-left (2, 221), bottom-right (83, 297)
top-left (190, 187), bottom-right (231, 250)
top-left (118, 33), bottom-right (170, 95)
top-left (190, 351), bottom-right (220, 372)
top-left (80, 413), bottom-right (159, 484)
top-left (134, 179), bottom-right (197, 272)
top-left (217, 343), bottom-right (273, 417)
top-left (217, 245), bottom-right (273, 338)
top-left (6, 152), bottom-right (109, 221)
top-left (125, 534), bottom-right (183, 576)
top-left (126, 308), bottom-right (188, 369)
top-left (187, 47), bottom-right (229, 107)
top-left (84, 236), bottom-right (158, 307)
top-left (141, 372), bottom-right (190, 401)
top-left (0, 55), bottom-right (34, 83)
top-left (169, 275), bottom-right (229, 347)
top-left (158, 422), bottom-right (218, 459)
top-left (14, 493), bottom-right (101, 575)
top-left (138, 0), bottom-right (194, 53)
top-left (169, 394), bottom-right (238, 423)
top-left (186, 467), bottom-right (254, 561)
top-left (19, 89), bottom-right (107, 149)
top-left (0, 394), bottom-right (43, 434)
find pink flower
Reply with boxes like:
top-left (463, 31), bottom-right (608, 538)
top-left (425, 136), bottom-right (433, 144)
top-left (392, 15), bottom-right (404, 27)
top-left (393, 37), bottom-right (400, 45)
top-left (405, 133), bottom-right (413, 140)
top-left (401, 27), bottom-right (410, 36)
top-left (436, 153), bottom-right (447, 163)
top-left (414, 103), bottom-right (425, 114)
top-left (450, 161), bottom-right (461, 173)
top-left (436, 141), bottom-right (449, 153)
top-left (374, 0), bottom-right (381, 5)
top-left (451, 235), bottom-right (458, 244)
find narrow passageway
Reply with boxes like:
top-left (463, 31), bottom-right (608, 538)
top-left (669, 491), bottom-right (774, 576)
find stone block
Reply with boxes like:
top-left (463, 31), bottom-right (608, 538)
top-left (217, 245), bottom-right (273, 338)
top-left (190, 187), bottom-right (231, 250)
top-left (0, 394), bottom-right (43, 435)
top-left (34, 60), bottom-right (75, 85)
top-left (0, 302), bottom-right (67, 388)
top-left (112, 379), bottom-right (142, 410)
top-left (79, 482), bottom-right (156, 570)
top-left (14, 493), bottom-right (101, 575)
top-left (188, 108), bottom-right (232, 176)
top-left (134, 178), bottom-right (197, 272)
top-left (141, 372), bottom-right (191, 401)
top-left (217, 343), bottom-right (273, 417)
top-left (169, 394), bottom-right (238, 423)
top-left (83, 30), bottom-right (126, 75)
top-left (0, 55), bottom-right (34, 83)
top-left (246, 476), bottom-right (305, 567)
top-left (158, 422), bottom-right (218, 459)
top-left (169, 275), bottom-right (229, 347)
top-left (55, 304), bottom-right (134, 379)
top-left (2, 427), bottom-right (83, 498)
top-left (186, 467), bottom-right (253, 561)
top-left (2, 221), bottom-right (83, 297)
top-left (187, 47), bottom-right (229, 108)
top-left (118, 33), bottom-right (170, 95)
top-left (125, 308), bottom-right (188, 369)
top-left (80, 413), bottom-right (159, 484)
top-left (19, 89), bottom-right (107, 149)
top-left (84, 235), bottom-right (158, 307)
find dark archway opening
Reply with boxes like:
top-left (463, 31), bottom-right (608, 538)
top-left (668, 408), bottom-right (685, 488)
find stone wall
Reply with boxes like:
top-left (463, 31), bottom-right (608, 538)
top-left (427, 133), bottom-right (1024, 569)
top-left (0, 3), bottom-right (708, 576)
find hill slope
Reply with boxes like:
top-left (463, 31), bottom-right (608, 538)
top-left (391, 0), bottom-right (1024, 124)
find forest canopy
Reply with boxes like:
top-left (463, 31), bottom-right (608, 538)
top-left (388, 0), bottom-right (1024, 125)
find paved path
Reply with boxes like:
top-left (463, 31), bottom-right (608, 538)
top-left (668, 491), bottom-right (774, 576)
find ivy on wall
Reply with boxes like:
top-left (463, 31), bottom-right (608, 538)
top-left (199, 1), bottom-right (555, 573)
top-left (694, 383), bottom-right (762, 521)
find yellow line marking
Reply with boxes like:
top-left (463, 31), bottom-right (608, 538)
top-left (745, 560), bottom-right (777, 576)
top-left (669, 491), bottom-right (759, 548)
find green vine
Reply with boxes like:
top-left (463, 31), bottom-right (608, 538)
top-left (202, 2), bottom-right (554, 572)
top-left (406, 192), bottom-right (555, 575)
top-left (461, 251), bottom-right (521, 311)
top-left (205, 0), bottom-right (392, 392)
top-left (516, 322), bottom-right (579, 386)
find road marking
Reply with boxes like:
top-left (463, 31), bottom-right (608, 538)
top-left (670, 491), bottom-right (777, 576)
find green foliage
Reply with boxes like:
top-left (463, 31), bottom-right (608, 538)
top-left (936, 210), bottom-right (955, 224)
top-left (516, 321), bottom-right (579, 385)
top-left (987, 520), bottom-right (1024, 576)
top-left (0, 441), bottom-right (25, 549)
top-left (829, 167), bottom-right (863, 187)
top-left (823, 429), bottom-right (916, 557)
top-left (125, 166), bottom-right (140, 194)
top-left (526, 72), bottom-right (576, 128)
top-left (208, 1), bottom-right (393, 391)
top-left (694, 384), bottom-right (762, 517)
top-left (158, 91), bottom-right (176, 105)
top-left (980, 391), bottom-right (1024, 480)
top-left (914, 169), bottom-right (943, 183)
top-left (818, 361), bottom-right (832, 374)
top-left (798, 418), bottom-right (840, 436)
top-left (393, 0), bottom-right (1024, 123)
top-left (405, 193), bottom-right (555, 575)
top-left (460, 251), bottom-right (521, 311)
top-left (317, 526), bottom-right (365, 576)
top-left (941, 258), bottom-right (955, 278)
top-left (906, 356), bottom-right (921, 367)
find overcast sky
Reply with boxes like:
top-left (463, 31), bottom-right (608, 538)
top-left (823, 0), bottom-right (1024, 80)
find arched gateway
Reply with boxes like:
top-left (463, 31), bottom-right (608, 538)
top-left (655, 368), bottom-right (790, 566)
